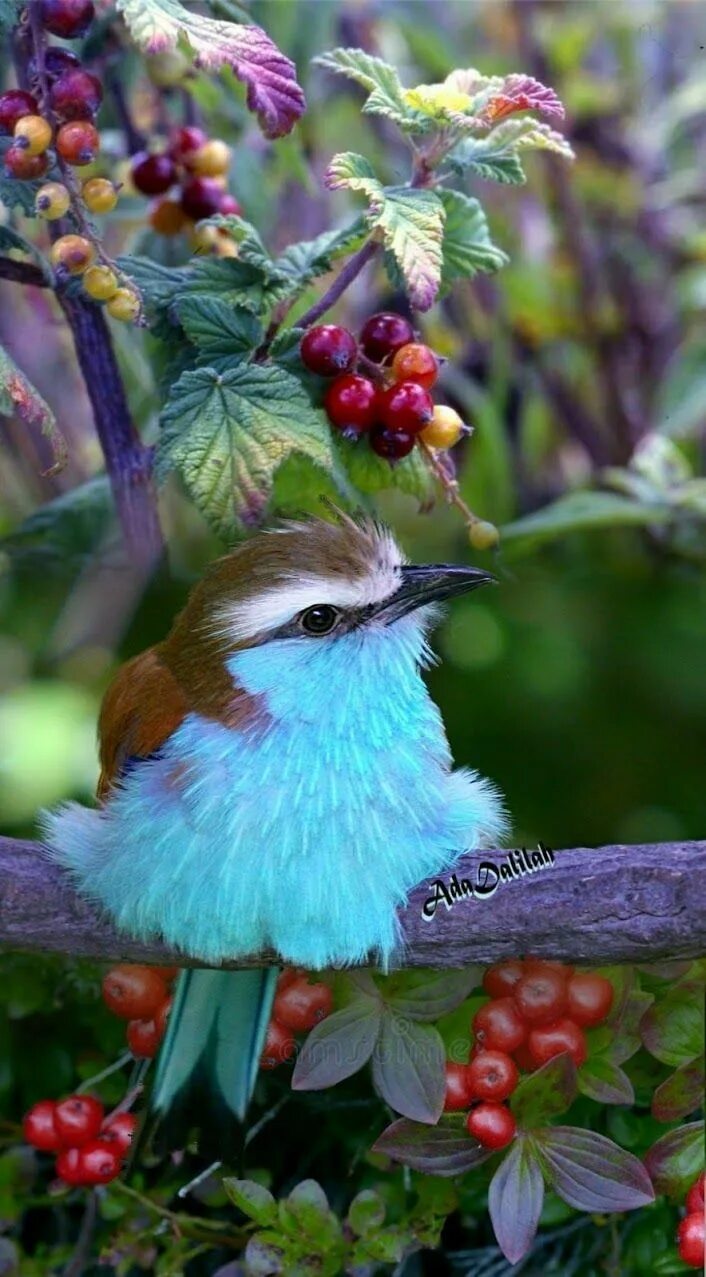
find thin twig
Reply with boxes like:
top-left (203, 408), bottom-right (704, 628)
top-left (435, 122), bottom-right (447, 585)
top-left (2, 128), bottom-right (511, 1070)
top-left (417, 437), bottom-right (479, 528)
top-left (77, 1050), bottom-right (133, 1094)
top-left (110, 1180), bottom-right (247, 1249)
top-left (296, 238), bottom-right (379, 330)
top-left (63, 1189), bottom-right (98, 1277)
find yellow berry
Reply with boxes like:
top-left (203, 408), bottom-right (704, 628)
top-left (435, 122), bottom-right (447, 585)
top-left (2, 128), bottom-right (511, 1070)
top-left (82, 178), bottom-right (119, 214)
top-left (188, 139), bottom-right (231, 178)
top-left (420, 404), bottom-right (464, 450)
top-left (469, 520), bottom-right (500, 551)
top-left (49, 234), bottom-right (95, 276)
top-left (189, 223), bottom-right (220, 254)
top-left (83, 264), bottom-right (119, 301)
top-left (13, 114), bottom-right (53, 156)
top-left (145, 49), bottom-right (191, 87)
top-left (106, 287), bottom-right (141, 322)
top-left (215, 235), bottom-right (239, 258)
top-left (35, 181), bottom-right (71, 220)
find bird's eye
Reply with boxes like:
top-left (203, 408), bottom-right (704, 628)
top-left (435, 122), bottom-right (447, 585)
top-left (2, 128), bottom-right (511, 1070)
top-left (299, 604), bottom-right (340, 636)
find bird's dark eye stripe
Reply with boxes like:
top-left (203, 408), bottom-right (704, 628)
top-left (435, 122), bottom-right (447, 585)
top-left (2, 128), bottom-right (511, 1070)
top-left (299, 605), bottom-right (340, 635)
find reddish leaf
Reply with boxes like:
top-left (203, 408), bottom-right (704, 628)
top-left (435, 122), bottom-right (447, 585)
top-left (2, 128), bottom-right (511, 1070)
top-left (372, 1117), bottom-right (493, 1177)
top-left (291, 997), bottom-right (381, 1090)
top-left (480, 74), bottom-right (565, 125)
top-left (371, 1012), bottom-right (445, 1124)
top-left (652, 1056), bottom-right (705, 1122)
top-left (488, 1135), bottom-right (544, 1263)
top-left (510, 1054), bottom-right (578, 1129)
top-left (388, 969), bottom-right (481, 1022)
top-left (641, 980), bottom-right (704, 1067)
top-left (537, 1126), bottom-right (655, 1212)
top-left (579, 1057), bottom-right (635, 1105)
top-left (645, 1121), bottom-right (705, 1198)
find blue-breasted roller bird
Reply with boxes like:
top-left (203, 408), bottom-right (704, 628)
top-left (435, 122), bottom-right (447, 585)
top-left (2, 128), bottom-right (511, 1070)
top-left (43, 514), bottom-right (507, 1146)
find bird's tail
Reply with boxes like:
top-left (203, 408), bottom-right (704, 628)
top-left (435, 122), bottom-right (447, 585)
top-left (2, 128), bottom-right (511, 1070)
top-left (145, 967), bottom-right (278, 1158)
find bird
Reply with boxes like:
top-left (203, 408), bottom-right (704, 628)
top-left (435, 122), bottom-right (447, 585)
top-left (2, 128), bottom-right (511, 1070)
top-left (42, 512), bottom-right (507, 1148)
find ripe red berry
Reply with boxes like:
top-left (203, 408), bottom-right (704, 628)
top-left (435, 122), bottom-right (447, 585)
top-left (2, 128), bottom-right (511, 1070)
top-left (56, 119), bottom-right (99, 165)
top-left (324, 374), bottom-right (378, 436)
top-left (131, 151), bottom-right (177, 196)
top-left (101, 1111), bottom-right (137, 1155)
top-left (75, 1138), bottom-right (122, 1185)
top-left (466, 1102), bottom-right (516, 1150)
top-left (0, 89), bottom-right (38, 135)
top-left (180, 176), bottom-right (225, 221)
top-left (390, 342), bottom-right (439, 390)
top-left (218, 192), bottom-right (242, 216)
top-left (4, 147), bottom-right (49, 179)
top-left (50, 69), bottom-right (103, 121)
top-left (260, 1019), bottom-right (296, 1070)
top-left (377, 381), bottom-right (434, 435)
top-left (686, 1172), bottom-right (705, 1215)
top-left (127, 1016), bottom-right (162, 1059)
top-left (528, 1019), bottom-right (587, 1069)
top-left (513, 1043), bottom-right (538, 1073)
top-left (301, 325), bottom-right (358, 376)
top-left (273, 977), bottom-right (333, 1032)
top-left (565, 973), bottom-right (614, 1027)
top-left (482, 961), bottom-right (525, 1000)
top-left (523, 958), bottom-right (573, 978)
top-left (23, 1099), bottom-right (61, 1152)
top-left (102, 965), bottom-right (168, 1019)
top-left (443, 1062), bottom-right (474, 1112)
top-left (39, 0), bottom-right (95, 39)
top-left (168, 125), bottom-right (207, 163)
top-left (473, 998), bottom-right (527, 1054)
top-left (677, 1213), bottom-right (705, 1269)
top-left (369, 424), bottom-right (416, 460)
top-left (54, 1095), bottom-right (104, 1148)
top-left (55, 1145), bottom-right (85, 1186)
top-left (513, 969), bottom-right (567, 1025)
top-left (467, 1049), bottom-right (519, 1102)
top-left (360, 312), bottom-right (414, 362)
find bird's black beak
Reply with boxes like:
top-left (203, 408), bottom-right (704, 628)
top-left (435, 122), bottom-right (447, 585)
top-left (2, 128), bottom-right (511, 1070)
top-left (373, 564), bottom-right (496, 625)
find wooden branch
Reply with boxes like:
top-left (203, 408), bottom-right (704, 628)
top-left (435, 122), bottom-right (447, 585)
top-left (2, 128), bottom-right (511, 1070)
top-left (1, 836), bottom-right (704, 968)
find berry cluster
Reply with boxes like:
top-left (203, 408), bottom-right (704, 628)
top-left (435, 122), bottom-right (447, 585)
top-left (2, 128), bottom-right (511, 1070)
top-left (300, 313), bottom-right (467, 462)
top-left (677, 1172), bottom-right (705, 1269)
top-left (444, 958), bottom-right (614, 1150)
top-left (23, 1092), bottom-right (136, 1187)
top-left (102, 963), bottom-right (176, 1059)
top-left (132, 125), bottom-right (241, 256)
top-left (260, 968), bottom-right (333, 1070)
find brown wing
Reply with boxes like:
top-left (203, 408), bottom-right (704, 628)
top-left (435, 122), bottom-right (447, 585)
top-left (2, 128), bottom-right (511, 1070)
top-left (97, 646), bottom-right (189, 800)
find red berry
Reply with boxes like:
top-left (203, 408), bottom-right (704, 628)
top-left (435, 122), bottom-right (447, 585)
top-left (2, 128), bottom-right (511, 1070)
top-left (467, 1049), bottom-right (519, 1102)
top-left (180, 176), bottom-right (225, 221)
top-left (50, 69), bottom-right (103, 121)
top-left (273, 977), bottom-right (332, 1032)
top-left (127, 1016), bottom-right (162, 1059)
top-left (678, 1213), bottom-right (705, 1269)
top-left (102, 965), bottom-right (168, 1019)
top-left (466, 1102), bottom-right (516, 1150)
top-left (513, 1042), bottom-right (538, 1073)
top-left (277, 967), bottom-right (303, 992)
top-left (39, 0), bottom-right (95, 38)
top-left (131, 151), bottom-right (177, 196)
top-left (56, 119), bottom-right (99, 165)
top-left (686, 1172), bottom-right (705, 1215)
top-left (528, 1019), bottom-right (587, 1069)
top-left (54, 1095), bottom-right (104, 1148)
top-left (390, 342), bottom-right (439, 390)
top-left (0, 89), bottom-right (38, 135)
top-left (324, 374), bottom-right (378, 436)
top-left (36, 46), bottom-right (80, 80)
top-left (55, 1146), bottom-right (85, 1186)
top-left (565, 973), bottom-right (614, 1027)
top-left (4, 146), bottom-right (49, 179)
top-left (301, 325), bottom-right (358, 376)
top-left (23, 1099), bottom-right (61, 1152)
top-left (473, 998), bottom-right (527, 1054)
top-left (513, 969), bottom-right (567, 1025)
top-left (377, 381), bottom-right (434, 435)
top-left (260, 1019), bottom-right (296, 1070)
top-left (75, 1138), bottom-right (122, 1185)
top-left (523, 957), bottom-right (573, 978)
top-left (360, 312), bottom-right (414, 362)
top-left (482, 961), bottom-right (525, 1000)
top-left (443, 1062), bottom-right (474, 1112)
top-left (101, 1111), bottom-right (137, 1155)
top-left (218, 192), bottom-right (242, 216)
top-left (369, 424), bottom-right (416, 460)
top-left (168, 125), bottom-right (207, 163)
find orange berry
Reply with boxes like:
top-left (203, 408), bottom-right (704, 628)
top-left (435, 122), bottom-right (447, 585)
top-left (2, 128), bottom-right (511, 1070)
top-left (49, 233), bottom-right (95, 275)
top-left (149, 197), bottom-right (188, 236)
top-left (390, 342), bottom-right (439, 390)
top-left (420, 405), bottom-right (464, 450)
top-left (56, 119), bottom-right (99, 165)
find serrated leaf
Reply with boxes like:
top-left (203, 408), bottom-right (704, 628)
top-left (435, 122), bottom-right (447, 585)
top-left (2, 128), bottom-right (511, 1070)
top-left (157, 364), bottom-right (336, 536)
top-left (373, 1116), bottom-right (493, 1176)
top-left (116, 0), bottom-right (305, 138)
top-left (644, 1121), bottom-right (705, 1198)
top-left (479, 74), bottom-right (565, 125)
top-left (291, 997), bottom-right (382, 1090)
top-left (651, 1056), bottom-right (705, 1123)
top-left (223, 1178), bottom-right (277, 1225)
top-left (1, 476), bottom-right (113, 568)
top-left (314, 47), bottom-right (426, 131)
top-left (488, 1136), bottom-right (544, 1264)
top-left (446, 136), bottom-right (527, 185)
top-left (0, 343), bottom-right (67, 476)
top-left (485, 117), bottom-right (575, 160)
top-left (335, 434), bottom-right (434, 503)
top-left (176, 296), bottom-right (263, 359)
top-left (511, 1054), bottom-right (578, 1128)
top-left (501, 490), bottom-right (672, 553)
top-left (536, 1127), bottom-right (655, 1212)
top-left (640, 980), bottom-right (705, 1067)
top-left (347, 1190), bottom-right (385, 1237)
top-left (438, 189), bottom-right (508, 290)
top-left (388, 969), bottom-right (482, 1022)
top-left (371, 1011), bottom-right (445, 1123)
top-left (579, 1057), bottom-right (635, 1105)
top-left (272, 219), bottom-right (367, 290)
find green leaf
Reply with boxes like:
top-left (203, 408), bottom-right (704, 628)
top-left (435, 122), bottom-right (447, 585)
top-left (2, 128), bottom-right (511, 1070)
top-left (371, 1012), bottom-right (445, 1123)
top-left (0, 342), bottom-right (67, 475)
top-left (372, 1116), bottom-right (493, 1176)
top-left (388, 969), bottom-right (482, 1021)
top-left (335, 435), bottom-right (434, 503)
top-left (1, 477), bottom-right (113, 567)
top-left (579, 1057), bottom-right (635, 1106)
top-left (641, 979), bottom-right (704, 1067)
top-left (446, 135), bottom-right (527, 185)
top-left (156, 364), bottom-right (337, 537)
top-left (347, 1190), bottom-right (386, 1236)
top-left (313, 47), bottom-right (426, 131)
top-left (438, 188), bottom-right (508, 289)
top-left (644, 1121), bottom-right (705, 1198)
top-left (500, 490), bottom-right (672, 553)
top-left (271, 219), bottom-right (367, 291)
top-left (511, 1054), bottom-right (578, 1128)
top-left (651, 1056), bottom-right (705, 1123)
top-left (176, 296), bottom-right (263, 360)
top-left (283, 1180), bottom-right (333, 1236)
top-left (223, 1178), bottom-right (277, 1225)
top-left (488, 1136), bottom-right (544, 1264)
top-left (0, 225), bottom-right (49, 270)
top-left (291, 996), bottom-right (382, 1090)
top-left (487, 117), bottom-right (575, 160)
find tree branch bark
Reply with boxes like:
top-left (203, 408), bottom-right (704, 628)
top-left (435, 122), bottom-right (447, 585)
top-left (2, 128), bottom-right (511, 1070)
top-left (1, 836), bottom-right (703, 968)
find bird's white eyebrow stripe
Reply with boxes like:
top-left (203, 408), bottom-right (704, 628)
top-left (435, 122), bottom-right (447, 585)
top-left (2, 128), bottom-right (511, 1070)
top-left (211, 566), bottom-right (403, 642)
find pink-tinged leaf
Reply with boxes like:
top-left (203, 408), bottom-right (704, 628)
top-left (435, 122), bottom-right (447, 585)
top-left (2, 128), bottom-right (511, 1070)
top-left (641, 980), bottom-right (704, 1067)
top-left (488, 1136), bottom-right (544, 1264)
top-left (652, 1057), bottom-right (705, 1123)
top-left (606, 987), bottom-right (654, 1065)
top-left (371, 1011), bottom-right (445, 1123)
top-left (388, 969), bottom-right (482, 1022)
top-left (0, 343), bottom-right (67, 476)
top-left (480, 74), bottom-right (564, 125)
top-left (579, 1057), bottom-right (635, 1106)
top-left (372, 1117), bottom-right (493, 1177)
top-left (510, 1054), bottom-right (578, 1129)
top-left (644, 1121), bottom-right (704, 1198)
top-left (537, 1127), bottom-right (655, 1212)
top-left (117, 0), bottom-right (305, 138)
top-left (291, 997), bottom-right (382, 1090)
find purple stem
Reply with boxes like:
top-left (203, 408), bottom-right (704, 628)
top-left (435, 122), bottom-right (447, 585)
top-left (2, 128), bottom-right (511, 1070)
top-left (296, 238), bottom-right (379, 330)
top-left (0, 257), bottom-right (48, 287)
